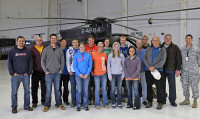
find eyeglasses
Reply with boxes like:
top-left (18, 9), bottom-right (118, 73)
top-left (36, 40), bottom-right (42, 41)
top-left (142, 39), bottom-right (148, 40)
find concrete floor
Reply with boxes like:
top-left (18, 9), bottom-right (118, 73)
top-left (0, 60), bottom-right (199, 119)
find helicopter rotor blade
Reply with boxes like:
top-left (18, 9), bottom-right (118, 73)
top-left (114, 23), bottom-right (138, 31)
top-left (8, 17), bottom-right (92, 21)
top-left (117, 18), bottom-right (200, 21)
top-left (114, 7), bottom-right (200, 20)
top-left (0, 22), bottom-right (86, 32)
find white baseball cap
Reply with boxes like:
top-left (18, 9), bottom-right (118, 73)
top-left (151, 69), bottom-right (161, 80)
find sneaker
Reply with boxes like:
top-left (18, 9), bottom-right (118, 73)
top-left (43, 106), bottom-right (49, 112)
top-left (58, 105), bottom-right (65, 110)
top-left (157, 103), bottom-right (163, 110)
top-left (146, 102), bottom-right (152, 108)
top-left (76, 107), bottom-right (81, 111)
top-left (96, 106), bottom-right (100, 110)
top-left (24, 106), bottom-right (33, 111)
top-left (133, 106), bottom-right (140, 110)
top-left (70, 104), bottom-right (76, 107)
top-left (104, 105), bottom-right (109, 109)
top-left (65, 102), bottom-right (70, 106)
top-left (171, 102), bottom-right (177, 107)
top-left (111, 104), bottom-right (116, 109)
top-left (118, 105), bottom-right (123, 109)
top-left (84, 107), bottom-right (89, 111)
top-left (32, 103), bottom-right (37, 108)
top-left (126, 105), bottom-right (132, 108)
top-left (12, 108), bottom-right (17, 114)
top-left (142, 101), bottom-right (148, 105)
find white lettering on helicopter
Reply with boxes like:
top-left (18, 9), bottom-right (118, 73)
top-left (81, 27), bottom-right (101, 34)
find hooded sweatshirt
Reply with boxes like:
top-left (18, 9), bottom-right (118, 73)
top-left (107, 52), bottom-right (125, 80)
top-left (120, 44), bottom-right (129, 58)
top-left (85, 44), bottom-right (98, 56)
top-left (66, 46), bottom-right (79, 72)
top-left (8, 46), bottom-right (33, 76)
top-left (30, 45), bottom-right (45, 72)
top-left (73, 51), bottom-right (92, 76)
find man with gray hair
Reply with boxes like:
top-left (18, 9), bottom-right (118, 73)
top-left (143, 36), bottom-right (167, 110)
top-left (160, 34), bottom-right (182, 107)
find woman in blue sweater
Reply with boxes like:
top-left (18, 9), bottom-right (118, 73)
top-left (73, 42), bottom-right (92, 111)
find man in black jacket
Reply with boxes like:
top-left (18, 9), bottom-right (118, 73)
top-left (8, 36), bottom-right (33, 113)
top-left (161, 34), bottom-right (182, 107)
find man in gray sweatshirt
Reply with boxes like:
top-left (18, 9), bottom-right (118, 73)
top-left (143, 36), bottom-right (167, 110)
top-left (41, 34), bottom-right (65, 112)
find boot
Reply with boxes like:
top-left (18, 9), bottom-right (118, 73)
top-left (192, 98), bottom-right (198, 108)
top-left (179, 97), bottom-right (190, 105)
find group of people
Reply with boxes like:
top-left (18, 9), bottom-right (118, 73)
top-left (8, 33), bottom-right (200, 114)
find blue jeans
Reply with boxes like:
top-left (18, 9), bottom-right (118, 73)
top-left (70, 74), bottom-right (76, 105)
top-left (45, 73), bottom-right (62, 108)
top-left (140, 72), bottom-right (147, 102)
top-left (75, 75), bottom-right (90, 108)
top-left (110, 74), bottom-right (122, 105)
top-left (11, 75), bottom-right (30, 109)
top-left (126, 80), bottom-right (141, 108)
top-left (94, 74), bottom-right (108, 107)
top-left (163, 70), bottom-right (176, 103)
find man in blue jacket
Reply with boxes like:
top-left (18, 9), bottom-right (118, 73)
top-left (59, 38), bottom-right (70, 105)
top-left (8, 36), bottom-right (33, 113)
top-left (73, 42), bottom-right (92, 111)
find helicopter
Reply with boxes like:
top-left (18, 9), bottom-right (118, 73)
top-left (0, 6), bottom-right (200, 59)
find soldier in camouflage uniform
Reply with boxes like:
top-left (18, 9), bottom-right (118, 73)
top-left (180, 34), bottom-right (200, 108)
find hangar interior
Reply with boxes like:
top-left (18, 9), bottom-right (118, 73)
top-left (0, 0), bottom-right (200, 119)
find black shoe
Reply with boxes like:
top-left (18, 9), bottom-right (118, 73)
top-left (12, 108), bottom-right (17, 114)
top-left (32, 103), bottom-right (37, 108)
top-left (76, 108), bottom-right (81, 111)
top-left (146, 102), bottom-right (152, 108)
top-left (142, 101), bottom-right (148, 105)
top-left (65, 102), bottom-right (70, 105)
top-left (84, 107), bottom-right (89, 111)
top-left (171, 102), bottom-right (177, 107)
top-left (157, 103), bottom-right (163, 110)
top-left (24, 106), bottom-right (33, 111)
top-left (88, 101), bottom-right (92, 105)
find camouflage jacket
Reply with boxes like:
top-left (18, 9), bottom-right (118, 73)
top-left (181, 45), bottom-right (200, 75)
